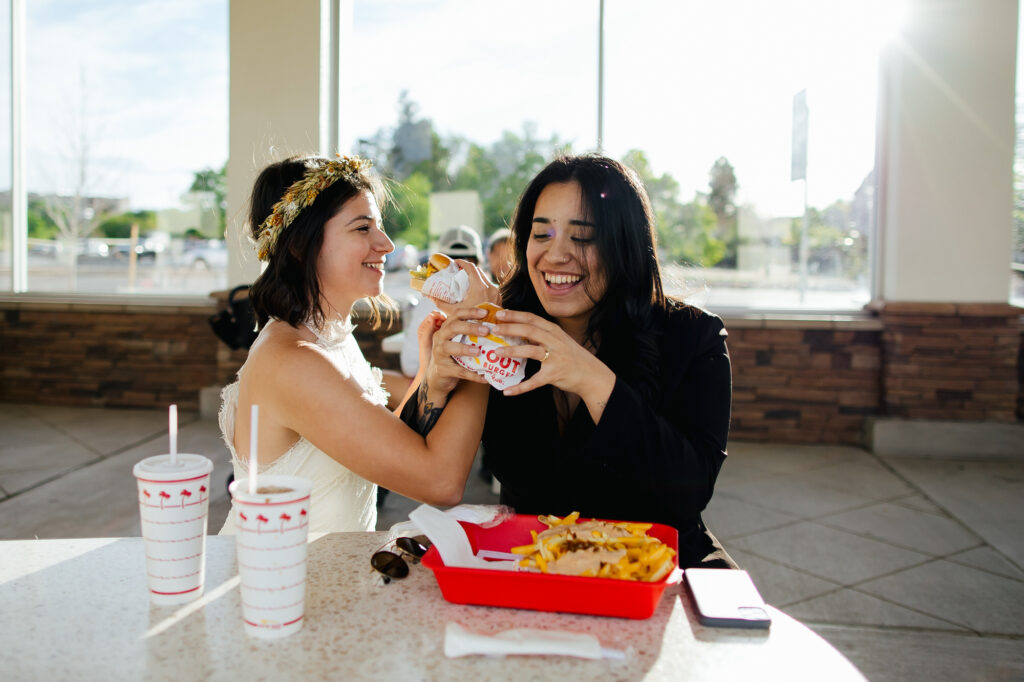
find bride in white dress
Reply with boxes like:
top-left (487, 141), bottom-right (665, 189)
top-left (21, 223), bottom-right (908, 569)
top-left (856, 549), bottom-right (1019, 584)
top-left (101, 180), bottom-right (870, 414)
top-left (218, 155), bottom-right (496, 534)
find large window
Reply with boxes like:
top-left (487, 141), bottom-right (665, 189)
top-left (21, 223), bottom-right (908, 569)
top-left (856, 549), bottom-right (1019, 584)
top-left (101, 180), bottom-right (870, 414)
top-left (2, 0), bottom-right (228, 296)
top-left (345, 0), bottom-right (891, 311)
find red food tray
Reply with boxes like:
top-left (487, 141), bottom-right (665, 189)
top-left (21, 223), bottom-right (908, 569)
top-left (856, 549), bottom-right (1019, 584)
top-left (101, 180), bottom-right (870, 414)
top-left (420, 514), bottom-right (679, 619)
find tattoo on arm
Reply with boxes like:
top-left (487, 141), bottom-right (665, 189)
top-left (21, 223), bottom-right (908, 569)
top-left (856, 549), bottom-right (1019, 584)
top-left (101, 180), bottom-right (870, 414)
top-left (414, 381), bottom-right (444, 436)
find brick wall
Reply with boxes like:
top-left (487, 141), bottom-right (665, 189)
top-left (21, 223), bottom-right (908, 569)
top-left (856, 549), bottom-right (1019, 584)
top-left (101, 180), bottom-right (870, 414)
top-left (0, 298), bottom-right (403, 412)
top-left (873, 302), bottom-right (1021, 422)
top-left (2, 298), bottom-right (1020, 445)
top-left (725, 317), bottom-right (883, 444)
top-left (1, 300), bottom-right (223, 411)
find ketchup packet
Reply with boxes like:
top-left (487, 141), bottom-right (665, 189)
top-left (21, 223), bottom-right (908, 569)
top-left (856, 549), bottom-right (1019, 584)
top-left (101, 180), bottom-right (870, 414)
top-left (422, 262), bottom-right (470, 305)
top-left (453, 309), bottom-right (526, 390)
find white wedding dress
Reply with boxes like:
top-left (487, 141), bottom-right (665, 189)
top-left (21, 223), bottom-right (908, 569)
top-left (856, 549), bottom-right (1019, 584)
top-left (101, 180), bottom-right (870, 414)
top-left (217, 317), bottom-right (388, 535)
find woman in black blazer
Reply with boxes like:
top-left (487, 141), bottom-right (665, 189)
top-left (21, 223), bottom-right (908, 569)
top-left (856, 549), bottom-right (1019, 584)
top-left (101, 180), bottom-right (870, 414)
top-left (405, 154), bottom-right (735, 568)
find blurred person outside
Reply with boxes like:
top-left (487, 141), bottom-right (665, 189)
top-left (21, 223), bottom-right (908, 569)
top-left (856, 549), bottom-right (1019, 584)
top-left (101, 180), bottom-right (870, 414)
top-left (487, 227), bottom-right (513, 283)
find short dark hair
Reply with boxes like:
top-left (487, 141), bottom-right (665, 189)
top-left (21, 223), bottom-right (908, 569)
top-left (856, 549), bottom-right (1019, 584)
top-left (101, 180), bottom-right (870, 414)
top-left (500, 153), bottom-right (672, 400)
top-left (248, 156), bottom-right (391, 329)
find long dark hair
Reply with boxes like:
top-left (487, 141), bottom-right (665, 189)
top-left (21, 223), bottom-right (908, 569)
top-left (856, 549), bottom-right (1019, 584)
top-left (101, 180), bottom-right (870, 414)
top-left (501, 153), bottom-right (673, 400)
top-left (248, 156), bottom-right (391, 329)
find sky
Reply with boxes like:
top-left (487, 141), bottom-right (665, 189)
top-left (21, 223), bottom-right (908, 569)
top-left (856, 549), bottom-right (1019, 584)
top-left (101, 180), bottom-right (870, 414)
top-left (0, 0), bottom-right (956, 220)
top-left (13, 0), bottom-right (229, 210)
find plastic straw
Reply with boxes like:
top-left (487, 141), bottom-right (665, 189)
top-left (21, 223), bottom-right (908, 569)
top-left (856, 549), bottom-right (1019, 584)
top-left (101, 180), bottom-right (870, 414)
top-left (248, 404), bottom-right (259, 495)
top-left (168, 404), bottom-right (178, 466)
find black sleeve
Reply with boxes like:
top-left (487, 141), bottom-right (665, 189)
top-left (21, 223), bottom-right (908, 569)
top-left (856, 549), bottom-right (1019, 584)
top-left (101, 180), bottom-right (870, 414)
top-left (399, 391), bottom-right (421, 431)
top-left (582, 316), bottom-right (731, 522)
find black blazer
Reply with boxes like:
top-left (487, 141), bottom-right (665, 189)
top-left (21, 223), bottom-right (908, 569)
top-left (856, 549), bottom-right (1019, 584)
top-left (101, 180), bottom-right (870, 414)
top-left (483, 304), bottom-right (733, 567)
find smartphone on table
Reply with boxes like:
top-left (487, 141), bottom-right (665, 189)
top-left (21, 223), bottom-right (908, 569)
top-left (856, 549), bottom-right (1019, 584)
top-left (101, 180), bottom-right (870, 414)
top-left (684, 568), bottom-right (772, 629)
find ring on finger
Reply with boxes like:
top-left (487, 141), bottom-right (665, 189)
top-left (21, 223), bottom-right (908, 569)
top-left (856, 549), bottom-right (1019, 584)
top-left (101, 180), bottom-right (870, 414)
top-left (541, 347), bottom-right (550, 362)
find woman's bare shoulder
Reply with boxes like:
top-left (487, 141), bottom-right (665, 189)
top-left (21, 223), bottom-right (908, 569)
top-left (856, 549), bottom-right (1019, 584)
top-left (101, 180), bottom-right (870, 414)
top-left (245, 322), bottom-right (323, 376)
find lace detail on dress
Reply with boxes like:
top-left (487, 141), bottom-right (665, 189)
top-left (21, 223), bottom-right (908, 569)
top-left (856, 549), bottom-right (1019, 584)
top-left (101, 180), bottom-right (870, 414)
top-left (304, 317), bottom-right (355, 349)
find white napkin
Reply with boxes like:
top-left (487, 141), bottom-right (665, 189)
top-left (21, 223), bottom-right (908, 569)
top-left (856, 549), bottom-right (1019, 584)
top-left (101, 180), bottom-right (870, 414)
top-left (444, 623), bottom-right (625, 660)
top-left (421, 262), bottom-right (470, 304)
top-left (408, 504), bottom-right (515, 571)
top-left (387, 503), bottom-right (512, 540)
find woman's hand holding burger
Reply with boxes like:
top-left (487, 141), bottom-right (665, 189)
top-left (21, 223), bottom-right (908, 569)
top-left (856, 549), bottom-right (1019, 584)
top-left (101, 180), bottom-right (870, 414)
top-left (451, 259), bottom-right (500, 308)
top-left (410, 253), bottom-right (500, 316)
top-left (423, 306), bottom-right (492, 399)
top-left (489, 309), bottom-right (616, 423)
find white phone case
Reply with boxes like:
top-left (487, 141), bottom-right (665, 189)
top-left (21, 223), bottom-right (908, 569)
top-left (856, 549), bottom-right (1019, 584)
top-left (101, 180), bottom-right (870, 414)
top-left (684, 568), bottom-right (772, 629)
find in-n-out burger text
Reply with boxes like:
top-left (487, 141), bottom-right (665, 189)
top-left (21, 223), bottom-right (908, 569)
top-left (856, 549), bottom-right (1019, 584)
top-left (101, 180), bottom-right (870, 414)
top-left (465, 341), bottom-right (522, 378)
top-left (453, 303), bottom-right (527, 390)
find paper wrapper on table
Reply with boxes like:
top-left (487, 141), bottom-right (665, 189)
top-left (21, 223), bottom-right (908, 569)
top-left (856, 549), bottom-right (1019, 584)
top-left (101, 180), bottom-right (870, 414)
top-left (229, 475), bottom-right (312, 639)
top-left (444, 623), bottom-right (625, 659)
top-left (420, 262), bottom-right (470, 304)
top-left (453, 323), bottom-right (527, 390)
top-left (133, 453), bottom-right (214, 606)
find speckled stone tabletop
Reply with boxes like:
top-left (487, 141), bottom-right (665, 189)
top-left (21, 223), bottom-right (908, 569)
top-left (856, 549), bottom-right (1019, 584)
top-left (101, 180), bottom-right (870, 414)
top-left (0, 534), bottom-right (866, 681)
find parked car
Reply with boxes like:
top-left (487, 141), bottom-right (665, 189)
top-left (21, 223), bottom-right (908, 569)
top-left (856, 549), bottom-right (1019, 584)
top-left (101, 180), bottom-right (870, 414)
top-left (111, 243), bottom-right (157, 262)
top-left (75, 239), bottom-right (110, 264)
top-left (180, 239), bottom-right (228, 269)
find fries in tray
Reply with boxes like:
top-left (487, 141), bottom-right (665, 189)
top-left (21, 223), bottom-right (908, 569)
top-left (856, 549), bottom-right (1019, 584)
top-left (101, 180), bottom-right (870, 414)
top-left (510, 512), bottom-right (676, 582)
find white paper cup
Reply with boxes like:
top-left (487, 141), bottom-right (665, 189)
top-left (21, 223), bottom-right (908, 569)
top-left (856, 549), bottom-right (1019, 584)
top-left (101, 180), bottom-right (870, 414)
top-left (229, 475), bottom-right (312, 639)
top-left (133, 453), bottom-right (214, 606)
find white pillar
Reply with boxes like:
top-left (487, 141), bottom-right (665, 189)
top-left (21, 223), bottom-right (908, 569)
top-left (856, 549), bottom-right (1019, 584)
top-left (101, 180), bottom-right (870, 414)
top-left (226, 0), bottom-right (335, 287)
top-left (876, 0), bottom-right (1018, 303)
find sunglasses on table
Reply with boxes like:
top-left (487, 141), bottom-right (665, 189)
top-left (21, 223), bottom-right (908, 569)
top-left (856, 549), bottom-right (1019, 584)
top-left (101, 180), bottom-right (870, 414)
top-left (370, 535), bottom-right (432, 584)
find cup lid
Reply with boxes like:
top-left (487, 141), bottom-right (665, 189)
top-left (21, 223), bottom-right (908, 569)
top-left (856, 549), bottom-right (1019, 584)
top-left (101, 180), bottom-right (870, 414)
top-left (133, 454), bottom-right (213, 481)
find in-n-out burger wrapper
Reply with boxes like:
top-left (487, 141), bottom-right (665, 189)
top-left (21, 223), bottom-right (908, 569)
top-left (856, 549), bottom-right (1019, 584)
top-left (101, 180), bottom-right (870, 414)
top-left (453, 304), bottom-right (527, 390)
top-left (420, 261), bottom-right (470, 305)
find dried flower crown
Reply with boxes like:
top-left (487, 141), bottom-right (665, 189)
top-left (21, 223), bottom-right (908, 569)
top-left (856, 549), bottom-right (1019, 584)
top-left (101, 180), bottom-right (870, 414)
top-left (256, 154), bottom-right (373, 261)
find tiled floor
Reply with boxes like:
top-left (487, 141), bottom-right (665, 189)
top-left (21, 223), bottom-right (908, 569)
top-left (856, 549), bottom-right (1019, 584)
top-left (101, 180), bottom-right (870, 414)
top-left (2, 402), bottom-right (1023, 681)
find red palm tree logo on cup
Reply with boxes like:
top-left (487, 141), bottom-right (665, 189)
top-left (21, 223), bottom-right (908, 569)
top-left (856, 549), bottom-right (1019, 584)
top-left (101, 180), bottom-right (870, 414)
top-left (279, 512), bottom-right (291, 533)
top-left (158, 490), bottom-right (171, 509)
top-left (256, 514), bottom-right (269, 534)
top-left (180, 488), bottom-right (192, 508)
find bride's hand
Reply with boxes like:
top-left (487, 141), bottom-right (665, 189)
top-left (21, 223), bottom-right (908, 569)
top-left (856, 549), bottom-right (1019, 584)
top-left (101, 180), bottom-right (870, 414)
top-left (433, 259), bottom-right (500, 316)
top-left (416, 310), bottom-right (445, 373)
top-left (424, 305), bottom-right (491, 397)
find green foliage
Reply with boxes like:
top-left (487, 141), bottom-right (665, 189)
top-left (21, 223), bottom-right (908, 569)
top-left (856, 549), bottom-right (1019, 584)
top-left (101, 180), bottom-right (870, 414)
top-left (27, 199), bottom-right (58, 239)
top-left (360, 94), bottom-right (568, 246)
top-left (624, 149), bottom-right (724, 267)
top-left (677, 196), bottom-right (726, 266)
top-left (189, 163), bottom-right (227, 237)
top-left (95, 210), bottom-right (156, 239)
top-left (707, 157), bottom-right (738, 267)
top-left (385, 171), bottom-right (431, 247)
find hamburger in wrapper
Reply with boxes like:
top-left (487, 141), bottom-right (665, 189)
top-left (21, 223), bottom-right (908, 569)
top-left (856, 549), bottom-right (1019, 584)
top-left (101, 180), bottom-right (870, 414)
top-left (409, 253), bottom-right (470, 305)
top-left (453, 303), bottom-right (527, 390)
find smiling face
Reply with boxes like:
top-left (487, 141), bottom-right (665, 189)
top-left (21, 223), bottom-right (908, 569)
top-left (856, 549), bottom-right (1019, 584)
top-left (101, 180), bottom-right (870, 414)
top-left (316, 190), bottom-right (394, 315)
top-left (526, 181), bottom-right (607, 340)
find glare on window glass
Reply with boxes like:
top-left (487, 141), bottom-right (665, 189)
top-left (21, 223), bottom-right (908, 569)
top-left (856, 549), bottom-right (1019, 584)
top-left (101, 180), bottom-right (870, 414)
top-left (345, 0), bottom-right (893, 311)
top-left (22, 0), bottom-right (227, 295)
